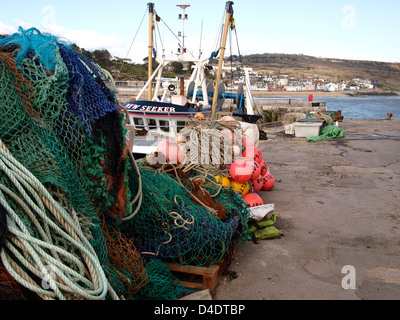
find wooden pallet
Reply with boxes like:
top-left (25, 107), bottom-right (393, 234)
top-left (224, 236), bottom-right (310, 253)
top-left (166, 240), bottom-right (241, 292)
top-left (166, 263), bottom-right (221, 292)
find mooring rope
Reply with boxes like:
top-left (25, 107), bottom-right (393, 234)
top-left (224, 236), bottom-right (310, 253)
top-left (0, 139), bottom-right (118, 300)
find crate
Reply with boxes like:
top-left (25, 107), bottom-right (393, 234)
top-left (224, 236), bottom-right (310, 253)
top-left (294, 122), bottom-right (323, 137)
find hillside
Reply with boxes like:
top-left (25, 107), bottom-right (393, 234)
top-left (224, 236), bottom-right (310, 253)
top-left (241, 53), bottom-right (400, 90)
top-left (2, 31), bottom-right (399, 90)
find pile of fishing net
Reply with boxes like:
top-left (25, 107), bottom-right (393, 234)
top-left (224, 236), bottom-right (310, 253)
top-left (0, 27), bottom-right (251, 300)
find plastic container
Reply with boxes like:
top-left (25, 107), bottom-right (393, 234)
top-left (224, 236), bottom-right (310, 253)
top-left (294, 122), bottom-right (323, 137)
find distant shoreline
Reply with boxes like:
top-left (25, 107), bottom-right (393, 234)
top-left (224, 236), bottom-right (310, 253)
top-left (116, 89), bottom-right (399, 105)
top-left (250, 89), bottom-right (399, 99)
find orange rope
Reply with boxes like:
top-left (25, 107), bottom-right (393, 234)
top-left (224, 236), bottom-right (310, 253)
top-left (0, 52), bottom-right (36, 118)
top-left (100, 215), bottom-right (148, 298)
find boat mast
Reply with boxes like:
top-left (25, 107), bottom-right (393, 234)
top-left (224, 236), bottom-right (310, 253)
top-left (148, 3), bottom-right (154, 101)
top-left (211, 1), bottom-right (234, 121)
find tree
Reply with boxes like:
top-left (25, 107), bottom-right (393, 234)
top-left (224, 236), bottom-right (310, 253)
top-left (92, 50), bottom-right (111, 66)
top-left (171, 61), bottom-right (184, 74)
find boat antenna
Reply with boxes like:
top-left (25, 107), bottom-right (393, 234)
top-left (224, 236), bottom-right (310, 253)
top-left (199, 19), bottom-right (203, 59)
top-left (211, 1), bottom-right (234, 121)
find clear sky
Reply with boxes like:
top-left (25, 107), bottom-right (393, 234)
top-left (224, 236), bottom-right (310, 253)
top-left (1, 0), bottom-right (399, 64)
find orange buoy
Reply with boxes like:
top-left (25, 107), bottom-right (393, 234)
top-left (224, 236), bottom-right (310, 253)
top-left (262, 173), bottom-right (275, 191)
top-left (230, 160), bottom-right (253, 183)
top-left (251, 174), bottom-right (263, 192)
top-left (194, 112), bottom-right (205, 120)
top-left (244, 193), bottom-right (264, 207)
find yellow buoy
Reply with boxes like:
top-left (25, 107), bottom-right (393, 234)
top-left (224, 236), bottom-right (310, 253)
top-left (230, 180), bottom-right (250, 196)
top-left (215, 175), bottom-right (231, 190)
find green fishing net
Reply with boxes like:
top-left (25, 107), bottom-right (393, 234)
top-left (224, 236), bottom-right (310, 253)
top-left (135, 258), bottom-right (185, 300)
top-left (120, 164), bottom-right (251, 267)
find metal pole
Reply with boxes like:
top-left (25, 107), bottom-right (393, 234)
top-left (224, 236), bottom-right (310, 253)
top-left (211, 1), bottom-right (234, 121)
top-left (148, 3), bottom-right (154, 101)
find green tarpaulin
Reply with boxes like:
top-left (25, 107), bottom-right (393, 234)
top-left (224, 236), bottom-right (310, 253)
top-left (307, 124), bottom-right (346, 142)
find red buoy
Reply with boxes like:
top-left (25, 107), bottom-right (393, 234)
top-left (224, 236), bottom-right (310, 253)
top-left (250, 161), bottom-right (261, 180)
top-left (260, 160), bottom-right (268, 176)
top-left (244, 193), bottom-right (264, 207)
top-left (230, 160), bottom-right (253, 183)
top-left (167, 145), bottom-right (185, 164)
top-left (242, 147), bottom-right (262, 164)
top-left (241, 136), bottom-right (254, 150)
top-left (262, 173), bottom-right (275, 191)
top-left (157, 139), bottom-right (173, 154)
top-left (251, 174), bottom-right (263, 192)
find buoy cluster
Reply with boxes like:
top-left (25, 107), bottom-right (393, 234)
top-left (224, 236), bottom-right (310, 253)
top-left (214, 116), bottom-right (275, 208)
top-left (223, 138), bottom-right (275, 208)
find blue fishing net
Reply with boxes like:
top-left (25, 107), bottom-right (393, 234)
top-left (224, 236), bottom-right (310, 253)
top-left (58, 43), bottom-right (118, 135)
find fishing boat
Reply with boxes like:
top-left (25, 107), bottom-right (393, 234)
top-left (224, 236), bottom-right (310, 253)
top-left (120, 2), bottom-right (257, 156)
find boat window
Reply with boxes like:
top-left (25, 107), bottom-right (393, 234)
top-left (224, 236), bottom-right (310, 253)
top-left (159, 120), bottom-right (169, 132)
top-left (177, 121), bottom-right (186, 132)
top-left (134, 118), bottom-right (145, 128)
top-left (147, 119), bottom-right (157, 130)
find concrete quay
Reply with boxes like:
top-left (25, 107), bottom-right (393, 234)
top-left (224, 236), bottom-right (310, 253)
top-left (214, 119), bottom-right (400, 300)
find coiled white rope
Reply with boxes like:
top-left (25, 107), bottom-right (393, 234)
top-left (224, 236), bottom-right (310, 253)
top-left (119, 104), bottom-right (143, 222)
top-left (0, 139), bottom-right (118, 300)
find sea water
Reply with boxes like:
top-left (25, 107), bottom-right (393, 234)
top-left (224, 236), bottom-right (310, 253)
top-left (255, 96), bottom-right (400, 120)
top-left (321, 96), bottom-right (400, 120)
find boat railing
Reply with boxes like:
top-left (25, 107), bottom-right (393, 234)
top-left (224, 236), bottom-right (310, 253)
top-left (130, 110), bottom-right (211, 138)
